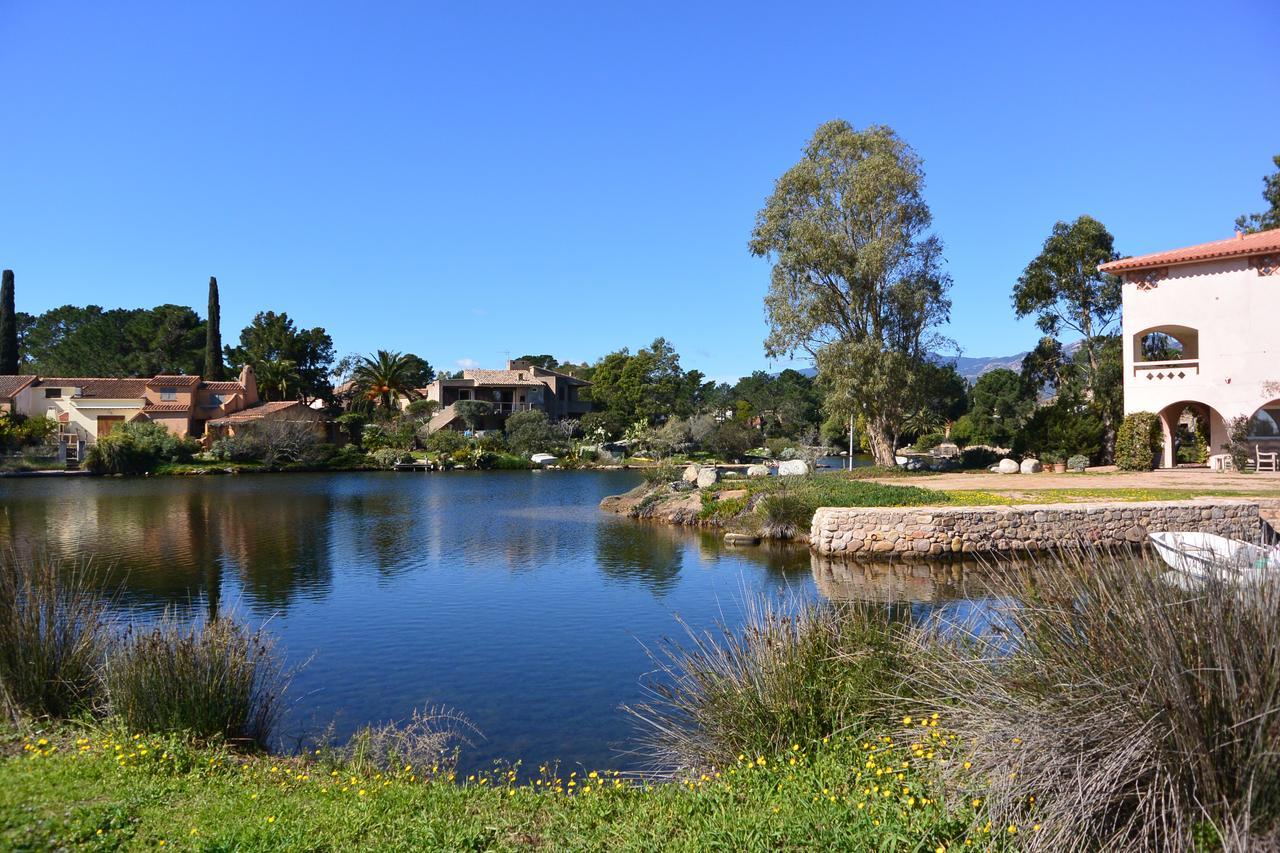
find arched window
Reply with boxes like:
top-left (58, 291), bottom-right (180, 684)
top-left (1133, 325), bottom-right (1198, 363)
top-left (1248, 403), bottom-right (1280, 439)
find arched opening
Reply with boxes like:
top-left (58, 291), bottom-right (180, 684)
top-left (1133, 325), bottom-right (1199, 362)
top-left (1156, 400), bottom-right (1225, 469)
top-left (1247, 400), bottom-right (1280, 440)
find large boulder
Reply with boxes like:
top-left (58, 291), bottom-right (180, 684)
top-left (777, 459), bottom-right (813, 477)
top-left (996, 458), bottom-right (1020, 474)
top-left (682, 464), bottom-right (700, 483)
top-left (746, 464), bottom-right (771, 478)
top-left (1020, 458), bottom-right (1042, 474)
top-left (695, 466), bottom-right (719, 489)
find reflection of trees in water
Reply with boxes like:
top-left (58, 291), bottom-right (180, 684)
top-left (811, 553), bottom-right (1010, 604)
top-left (594, 522), bottom-right (685, 596)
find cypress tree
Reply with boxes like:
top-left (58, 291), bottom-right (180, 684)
top-left (0, 269), bottom-right (17, 374)
top-left (205, 276), bottom-right (223, 380)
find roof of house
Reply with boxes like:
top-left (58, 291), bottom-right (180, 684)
top-left (463, 369), bottom-right (551, 387)
top-left (35, 377), bottom-right (151, 398)
top-left (141, 403), bottom-right (193, 414)
top-left (1099, 227), bottom-right (1280, 273)
top-left (202, 381), bottom-right (245, 392)
top-left (206, 400), bottom-right (307, 426)
top-left (147, 375), bottom-right (201, 386)
top-left (0, 375), bottom-right (37, 398)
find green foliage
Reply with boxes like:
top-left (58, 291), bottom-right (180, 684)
top-left (757, 492), bottom-right (811, 539)
top-left (1014, 399), bottom-right (1104, 460)
top-left (106, 615), bottom-right (285, 747)
top-left (968, 368), bottom-right (1033, 446)
top-left (585, 338), bottom-right (704, 429)
top-left (751, 120), bottom-right (953, 466)
top-left (404, 398), bottom-right (436, 418)
top-left (1115, 411), bottom-right (1162, 471)
top-left (0, 553), bottom-right (110, 719)
top-left (958, 446), bottom-right (999, 470)
top-left (703, 419), bottom-right (759, 462)
top-left (1067, 453), bottom-right (1090, 472)
top-left (912, 431), bottom-right (945, 452)
top-left (0, 269), bottom-right (17, 374)
top-left (85, 421), bottom-right (198, 475)
top-left (452, 400), bottom-right (492, 432)
top-left (729, 369), bottom-right (822, 438)
top-left (421, 428), bottom-right (467, 455)
top-left (333, 411), bottom-right (367, 447)
top-left (18, 303), bottom-right (207, 377)
top-left (1236, 153), bottom-right (1280, 234)
top-left (205, 277), bottom-right (223, 380)
top-left (209, 434), bottom-right (262, 463)
top-left (224, 311), bottom-right (335, 403)
top-left (0, 413), bottom-right (57, 452)
top-left (504, 409), bottom-right (562, 456)
top-left (1221, 415), bottom-right (1253, 472)
top-left (351, 350), bottom-right (431, 412)
top-left (370, 448), bottom-right (410, 469)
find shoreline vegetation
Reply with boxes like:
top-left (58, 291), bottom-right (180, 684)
top-left (3, 548), bottom-right (1277, 849)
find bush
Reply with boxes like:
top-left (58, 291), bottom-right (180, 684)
top-left (333, 412), bottom-right (367, 447)
top-left (912, 548), bottom-right (1280, 849)
top-left (85, 421), bottom-right (198, 475)
top-left (703, 420), bottom-right (759, 462)
top-left (105, 615), bottom-right (286, 747)
top-left (0, 413), bottom-right (58, 452)
top-left (958, 446), bottom-right (998, 470)
top-left (421, 429), bottom-right (467, 455)
top-left (505, 410), bottom-right (562, 456)
top-left (757, 492), bottom-right (811, 540)
top-left (1115, 411), bottom-right (1162, 471)
top-left (641, 462), bottom-right (681, 485)
top-left (763, 437), bottom-right (792, 460)
top-left (370, 448), bottom-right (410, 469)
top-left (1067, 453), bottom-right (1089, 472)
top-left (625, 597), bottom-right (908, 772)
top-left (912, 431), bottom-right (945, 452)
top-left (404, 399), bottom-right (437, 418)
top-left (1222, 415), bottom-right (1253, 472)
top-left (0, 553), bottom-right (111, 720)
top-left (210, 433), bottom-right (263, 463)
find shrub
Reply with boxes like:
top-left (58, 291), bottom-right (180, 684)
top-left (85, 421), bottom-right (198, 474)
top-left (958, 446), bottom-right (998, 470)
top-left (0, 413), bottom-right (58, 452)
top-left (757, 492), bottom-right (811, 540)
top-left (763, 437), bottom-right (791, 459)
top-left (641, 462), bottom-right (681, 485)
top-left (911, 548), bottom-right (1280, 849)
top-left (452, 400), bottom-right (493, 432)
top-left (421, 429), bottom-right (467, 455)
top-left (505, 410), bottom-right (563, 456)
top-left (403, 399), bottom-right (437, 418)
top-left (1222, 415), bottom-right (1253, 472)
top-left (334, 412), bottom-right (367, 447)
top-left (625, 596), bottom-right (908, 773)
top-left (703, 420), bottom-right (759, 462)
top-left (912, 431), bottom-right (945, 452)
top-left (1115, 411), bottom-right (1162, 471)
top-left (370, 448), bottom-right (409, 469)
top-left (0, 553), bottom-right (111, 720)
top-left (105, 615), bottom-right (286, 747)
top-left (1066, 453), bottom-right (1089, 472)
top-left (210, 433), bottom-right (263, 463)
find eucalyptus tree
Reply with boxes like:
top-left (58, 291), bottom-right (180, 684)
top-left (750, 120), bottom-right (953, 465)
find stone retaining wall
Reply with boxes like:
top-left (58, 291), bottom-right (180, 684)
top-left (810, 500), bottom-right (1265, 557)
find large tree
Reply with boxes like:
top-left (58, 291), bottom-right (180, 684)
top-left (224, 311), bottom-right (335, 403)
top-left (1011, 216), bottom-right (1122, 443)
top-left (1236, 154), bottom-right (1280, 235)
top-left (205, 277), bottom-right (224, 380)
top-left (586, 337), bottom-right (703, 430)
top-left (352, 350), bottom-right (425, 413)
top-left (17, 304), bottom-right (205, 376)
top-left (0, 270), bottom-right (16, 374)
top-left (750, 120), bottom-right (952, 465)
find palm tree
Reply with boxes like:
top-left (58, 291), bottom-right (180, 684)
top-left (255, 357), bottom-right (300, 401)
top-left (353, 350), bottom-right (423, 413)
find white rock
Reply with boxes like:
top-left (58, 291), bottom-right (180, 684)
top-left (746, 464), bottom-right (771, 478)
top-left (530, 453), bottom-right (558, 466)
top-left (894, 455), bottom-right (910, 466)
top-left (696, 467), bottom-right (719, 488)
top-left (997, 458), bottom-right (1020, 474)
top-left (777, 459), bottom-right (813, 477)
top-left (682, 464), bottom-right (700, 483)
top-left (1020, 458), bottom-right (1042, 474)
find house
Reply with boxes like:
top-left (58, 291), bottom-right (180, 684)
top-left (205, 399), bottom-right (330, 441)
top-left (1101, 227), bottom-right (1280, 468)
top-left (0, 365), bottom-right (261, 449)
top-left (420, 359), bottom-right (591, 432)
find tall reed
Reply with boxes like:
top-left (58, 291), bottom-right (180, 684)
top-left (625, 594), bottom-right (908, 773)
top-left (315, 706), bottom-right (479, 776)
top-left (0, 551), bottom-right (111, 721)
top-left (911, 546), bottom-right (1280, 851)
top-left (104, 613), bottom-right (286, 748)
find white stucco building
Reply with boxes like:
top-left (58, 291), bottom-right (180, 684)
top-left (1101, 227), bottom-right (1280, 468)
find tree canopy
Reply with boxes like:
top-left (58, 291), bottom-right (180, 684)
top-left (1236, 154), bottom-right (1280, 234)
top-left (224, 311), bottom-right (334, 403)
top-left (750, 120), bottom-right (952, 465)
top-left (352, 350), bottom-right (429, 412)
top-left (585, 337), bottom-right (704, 433)
top-left (17, 304), bottom-right (207, 377)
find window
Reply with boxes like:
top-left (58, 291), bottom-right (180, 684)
top-left (160, 388), bottom-right (178, 402)
top-left (44, 388), bottom-right (62, 399)
top-left (1248, 407), bottom-right (1280, 439)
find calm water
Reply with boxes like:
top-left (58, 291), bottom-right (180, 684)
top-left (0, 471), bottom-right (999, 771)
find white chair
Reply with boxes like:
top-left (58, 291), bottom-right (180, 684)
top-left (1257, 446), bottom-right (1279, 473)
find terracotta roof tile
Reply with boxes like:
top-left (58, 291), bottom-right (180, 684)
top-left (202, 381), bottom-right (245, 392)
top-left (206, 400), bottom-right (306, 426)
top-left (147, 375), bottom-right (200, 386)
top-left (463, 369), bottom-right (550, 387)
top-left (1100, 227), bottom-right (1280, 273)
top-left (0, 375), bottom-right (37, 398)
top-left (141, 403), bottom-right (192, 413)
top-left (36, 378), bottom-right (150, 398)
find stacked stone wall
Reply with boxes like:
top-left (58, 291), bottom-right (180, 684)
top-left (811, 501), bottom-right (1264, 557)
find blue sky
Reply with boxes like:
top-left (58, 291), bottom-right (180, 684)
top-left (2, 1), bottom-right (1277, 383)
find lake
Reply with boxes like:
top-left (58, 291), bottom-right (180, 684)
top-left (0, 470), bottom-right (1001, 772)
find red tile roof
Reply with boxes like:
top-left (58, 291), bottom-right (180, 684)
top-left (141, 403), bottom-right (192, 413)
top-left (463, 369), bottom-right (550, 387)
top-left (1100, 227), bottom-right (1280, 273)
top-left (0, 375), bottom-right (37, 398)
top-left (147, 375), bottom-right (200, 386)
top-left (35, 378), bottom-right (151, 398)
top-left (202, 381), bottom-right (245, 392)
top-left (206, 400), bottom-right (306, 426)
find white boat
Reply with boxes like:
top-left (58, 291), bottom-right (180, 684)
top-left (1148, 531), bottom-right (1280, 586)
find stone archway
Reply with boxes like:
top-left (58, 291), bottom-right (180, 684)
top-left (1156, 400), bottom-right (1226, 469)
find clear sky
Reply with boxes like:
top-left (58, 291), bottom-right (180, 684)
top-left (2, 1), bottom-right (1278, 382)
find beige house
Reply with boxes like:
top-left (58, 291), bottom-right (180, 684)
top-left (1101, 227), bottom-right (1280, 468)
top-left (421, 359), bottom-right (591, 432)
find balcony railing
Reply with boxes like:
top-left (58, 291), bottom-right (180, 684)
top-left (1133, 359), bottom-right (1199, 381)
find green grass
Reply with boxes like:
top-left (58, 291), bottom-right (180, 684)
top-left (0, 723), bottom-right (1002, 851)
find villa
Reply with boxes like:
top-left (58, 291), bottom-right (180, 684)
top-left (420, 359), bottom-right (591, 433)
top-left (0, 365), bottom-right (266, 462)
top-left (1103, 226), bottom-right (1280, 468)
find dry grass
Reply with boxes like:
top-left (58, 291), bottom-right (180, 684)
top-left (315, 706), bottom-right (480, 776)
top-left (910, 546), bottom-right (1280, 851)
top-left (0, 552), bottom-right (112, 722)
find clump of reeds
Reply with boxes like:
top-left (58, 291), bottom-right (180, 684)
top-left (315, 706), bottom-right (479, 776)
top-left (756, 491), bottom-right (813, 540)
top-left (625, 594), bottom-right (909, 773)
top-left (103, 612), bottom-right (287, 748)
top-left (911, 546), bottom-right (1280, 851)
top-left (0, 551), bottom-right (112, 721)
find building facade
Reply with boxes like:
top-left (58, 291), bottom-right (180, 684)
top-left (421, 359), bottom-right (591, 432)
top-left (1102, 227), bottom-right (1280, 468)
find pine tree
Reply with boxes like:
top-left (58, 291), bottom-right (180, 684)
top-left (205, 276), bottom-right (223, 380)
top-left (0, 269), bottom-right (17, 374)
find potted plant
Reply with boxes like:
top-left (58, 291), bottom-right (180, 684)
top-left (1066, 454), bottom-right (1089, 473)
top-left (1042, 451), bottom-right (1067, 473)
